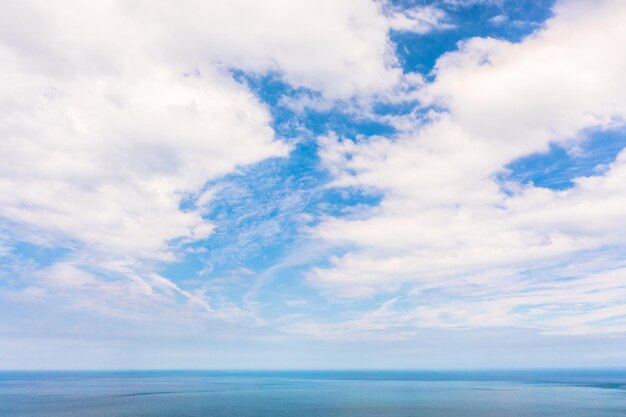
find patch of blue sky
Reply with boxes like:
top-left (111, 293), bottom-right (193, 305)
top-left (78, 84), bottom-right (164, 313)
top-left (230, 70), bottom-right (305, 138)
top-left (180, 141), bottom-right (383, 280)
top-left (249, 264), bottom-right (332, 313)
top-left (321, 188), bottom-right (383, 218)
top-left (304, 110), bottom-right (397, 138)
top-left (390, 0), bottom-right (555, 76)
top-left (161, 249), bottom-right (208, 279)
top-left (372, 100), bottom-right (421, 117)
top-left (0, 235), bottom-right (73, 291)
top-left (7, 241), bottom-right (71, 269)
top-left (233, 70), bottom-right (398, 140)
top-left (502, 127), bottom-right (626, 190)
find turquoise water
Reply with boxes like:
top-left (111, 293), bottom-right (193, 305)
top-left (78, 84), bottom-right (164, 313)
top-left (1, 370), bottom-right (625, 416)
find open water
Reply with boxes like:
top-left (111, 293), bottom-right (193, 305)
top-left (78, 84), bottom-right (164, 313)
top-left (1, 370), bottom-right (625, 416)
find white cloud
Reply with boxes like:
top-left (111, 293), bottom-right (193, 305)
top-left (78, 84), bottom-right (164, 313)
top-left (0, 0), bottom-right (429, 328)
top-left (5, 261), bottom-right (255, 325)
top-left (311, 0), bottom-right (626, 334)
top-left (0, 0), bottom-right (408, 281)
top-left (0, 66), bottom-right (284, 261)
top-left (442, 0), bottom-right (503, 7)
top-left (135, 0), bottom-right (403, 99)
top-left (3, 0), bottom-right (624, 341)
top-left (386, 5), bottom-right (453, 34)
top-left (291, 263), bottom-right (626, 339)
top-left (489, 14), bottom-right (508, 25)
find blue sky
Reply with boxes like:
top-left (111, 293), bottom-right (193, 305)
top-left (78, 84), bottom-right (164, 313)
top-left (1, 0), bottom-right (626, 369)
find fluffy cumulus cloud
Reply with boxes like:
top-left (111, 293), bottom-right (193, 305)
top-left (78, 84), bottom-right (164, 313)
top-left (0, 0), bottom-right (415, 314)
top-left (311, 0), bottom-right (626, 335)
top-left (386, 4), bottom-right (452, 34)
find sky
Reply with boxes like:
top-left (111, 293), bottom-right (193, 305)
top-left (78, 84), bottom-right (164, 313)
top-left (1, 0), bottom-right (626, 370)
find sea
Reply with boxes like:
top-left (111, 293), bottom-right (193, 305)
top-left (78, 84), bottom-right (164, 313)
top-left (1, 370), bottom-right (625, 416)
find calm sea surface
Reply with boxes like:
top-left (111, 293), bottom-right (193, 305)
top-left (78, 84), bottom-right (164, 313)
top-left (1, 370), bottom-right (625, 416)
